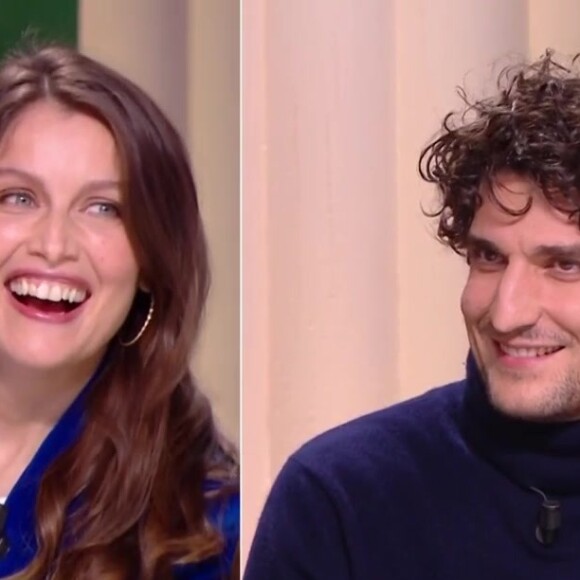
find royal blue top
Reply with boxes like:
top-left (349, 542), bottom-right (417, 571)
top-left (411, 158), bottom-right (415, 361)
top-left (0, 366), bottom-right (239, 579)
top-left (245, 353), bottom-right (580, 579)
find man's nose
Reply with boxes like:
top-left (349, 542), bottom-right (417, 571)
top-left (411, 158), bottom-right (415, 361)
top-left (488, 263), bottom-right (542, 334)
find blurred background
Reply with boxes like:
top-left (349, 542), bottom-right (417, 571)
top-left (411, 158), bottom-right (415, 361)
top-left (243, 0), bottom-right (580, 565)
top-left (0, 0), bottom-right (240, 444)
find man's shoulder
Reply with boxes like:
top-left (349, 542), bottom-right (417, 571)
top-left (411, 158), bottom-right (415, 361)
top-left (245, 380), bottom-right (471, 579)
top-left (289, 379), bottom-right (467, 486)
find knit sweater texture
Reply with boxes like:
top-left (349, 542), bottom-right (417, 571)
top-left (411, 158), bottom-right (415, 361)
top-left (245, 353), bottom-right (580, 579)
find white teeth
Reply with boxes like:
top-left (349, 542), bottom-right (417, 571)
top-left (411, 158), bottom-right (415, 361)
top-left (48, 285), bottom-right (62, 302)
top-left (11, 280), bottom-right (23, 296)
top-left (37, 282), bottom-right (49, 300)
top-left (501, 345), bottom-right (561, 358)
top-left (7, 278), bottom-right (88, 304)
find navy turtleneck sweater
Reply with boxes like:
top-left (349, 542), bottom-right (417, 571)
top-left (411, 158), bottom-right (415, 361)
top-left (244, 354), bottom-right (580, 579)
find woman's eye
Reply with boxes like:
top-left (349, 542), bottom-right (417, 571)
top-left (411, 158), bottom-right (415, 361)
top-left (86, 201), bottom-right (121, 218)
top-left (0, 191), bottom-right (35, 208)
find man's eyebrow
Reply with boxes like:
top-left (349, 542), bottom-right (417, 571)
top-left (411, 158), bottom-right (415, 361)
top-left (533, 243), bottom-right (580, 259)
top-left (465, 234), bottom-right (580, 260)
top-left (464, 234), bottom-right (502, 253)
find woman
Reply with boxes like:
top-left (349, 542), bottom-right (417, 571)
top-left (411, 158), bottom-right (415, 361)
top-left (0, 44), bottom-right (238, 579)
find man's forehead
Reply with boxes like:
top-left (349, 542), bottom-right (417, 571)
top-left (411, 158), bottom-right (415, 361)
top-left (479, 172), bottom-right (538, 208)
top-left (481, 169), bottom-right (578, 204)
top-left (474, 173), bottom-right (577, 229)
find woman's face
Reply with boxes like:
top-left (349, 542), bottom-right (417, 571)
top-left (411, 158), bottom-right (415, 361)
top-left (0, 100), bottom-right (139, 375)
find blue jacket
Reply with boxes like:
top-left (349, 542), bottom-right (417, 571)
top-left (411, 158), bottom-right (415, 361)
top-left (0, 370), bottom-right (239, 579)
top-left (245, 353), bottom-right (580, 579)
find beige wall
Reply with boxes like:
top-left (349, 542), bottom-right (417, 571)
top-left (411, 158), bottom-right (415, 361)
top-left (242, 0), bottom-right (269, 552)
top-left (187, 1), bottom-right (240, 444)
top-left (529, 0), bottom-right (580, 57)
top-left (78, 0), bottom-right (239, 442)
top-left (242, 0), bottom-right (580, 564)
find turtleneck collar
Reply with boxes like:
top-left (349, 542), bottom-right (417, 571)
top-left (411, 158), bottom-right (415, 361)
top-left (461, 351), bottom-right (580, 496)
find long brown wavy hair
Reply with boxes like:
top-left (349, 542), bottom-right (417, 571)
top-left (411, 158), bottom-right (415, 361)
top-left (0, 45), bottom-right (238, 578)
top-left (419, 50), bottom-right (580, 254)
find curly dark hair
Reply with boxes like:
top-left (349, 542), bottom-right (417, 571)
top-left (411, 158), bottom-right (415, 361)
top-left (419, 49), bottom-right (580, 255)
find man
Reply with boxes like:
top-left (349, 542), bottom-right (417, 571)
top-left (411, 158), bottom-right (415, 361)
top-left (244, 52), bottom-right (580, 579)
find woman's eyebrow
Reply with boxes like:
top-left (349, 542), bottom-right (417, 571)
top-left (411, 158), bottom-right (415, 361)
top-left (0, 166), bottom-right (43, 188)
top-left (80, 179), bottom-right (123, 194)
top-left (0, 167), bottom-right (123, 196)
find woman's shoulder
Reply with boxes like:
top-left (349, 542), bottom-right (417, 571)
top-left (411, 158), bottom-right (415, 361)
top-left (173, 480), bottom-right (240, 580)
top-left (206, 480), bottom-right (240, 561)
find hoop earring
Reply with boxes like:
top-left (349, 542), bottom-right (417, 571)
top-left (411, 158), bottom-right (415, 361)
top-left (120, 295), bottom-right (155, 347)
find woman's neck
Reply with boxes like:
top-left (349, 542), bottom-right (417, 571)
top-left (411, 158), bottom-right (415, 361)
top-left (0, 355), bottom-right (101, 427)
top-left (0, 356), bottom-right (102, 496)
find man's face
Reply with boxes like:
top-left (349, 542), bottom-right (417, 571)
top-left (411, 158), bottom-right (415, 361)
top-left (461, 171), bottom-right (580, 421)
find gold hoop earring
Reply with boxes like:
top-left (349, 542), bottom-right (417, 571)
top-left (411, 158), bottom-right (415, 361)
top-left (120, 295), bottom-right (155, 347)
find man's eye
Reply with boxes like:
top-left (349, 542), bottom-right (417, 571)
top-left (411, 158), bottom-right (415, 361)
top-left (553, 260), bottom-right (580, 274)
top-left (0, 191), bottom-right (35, 207)
top-left (480, 249), bottom-right (499, 262)
top-left (467, 248), bottom-right (501, 264)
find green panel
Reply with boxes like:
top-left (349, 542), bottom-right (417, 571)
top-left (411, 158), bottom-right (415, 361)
top-left (0, 0), bottom-right (78, 57)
